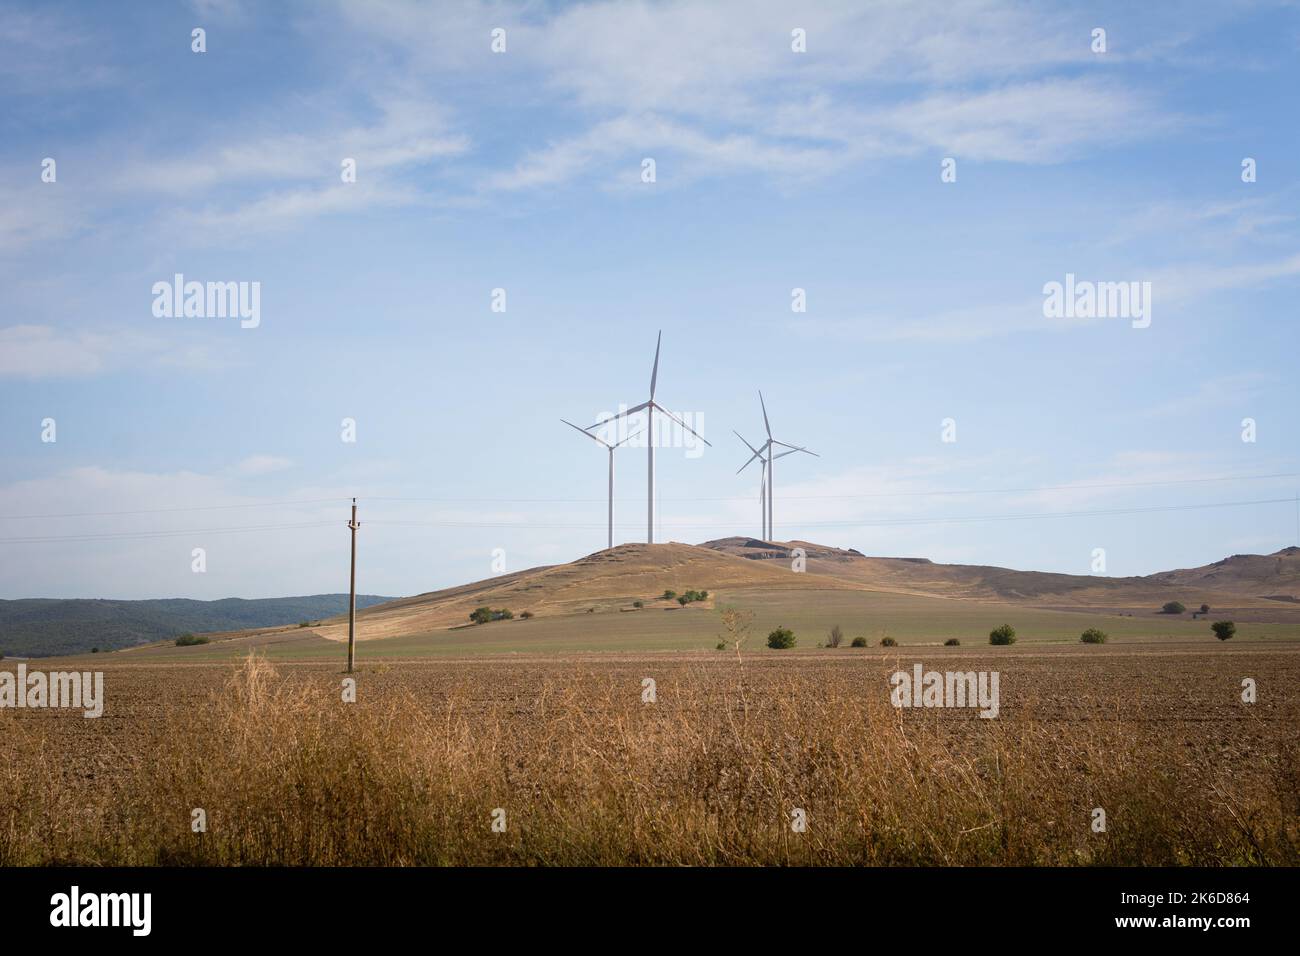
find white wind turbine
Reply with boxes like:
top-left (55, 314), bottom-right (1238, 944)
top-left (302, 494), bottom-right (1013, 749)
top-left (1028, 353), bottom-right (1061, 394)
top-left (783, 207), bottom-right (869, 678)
top-left (561, 418), bottom-right (641, 550)
top-left (735, 432), bottom-right (805, 540)
top-left (736, 391), bottom-right (817, 542)
top-left (583, 330), bottom-right (711, 543)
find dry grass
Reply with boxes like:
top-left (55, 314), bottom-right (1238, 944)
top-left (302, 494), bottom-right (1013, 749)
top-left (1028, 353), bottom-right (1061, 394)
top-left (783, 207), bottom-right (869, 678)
top-left (1, 651), bottom-right (1297, 866)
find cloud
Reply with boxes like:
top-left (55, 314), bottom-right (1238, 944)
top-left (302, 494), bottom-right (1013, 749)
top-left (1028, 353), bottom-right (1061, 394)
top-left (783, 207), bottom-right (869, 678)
top-left (0, 325), bottom-right (233, 380)
top-left (234, 455), bottom-right (294, 476)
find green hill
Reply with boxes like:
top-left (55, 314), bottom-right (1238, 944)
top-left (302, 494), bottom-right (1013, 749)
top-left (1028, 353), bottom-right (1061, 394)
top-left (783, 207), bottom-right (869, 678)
top-left (0, 594), bottom-right (394, 658)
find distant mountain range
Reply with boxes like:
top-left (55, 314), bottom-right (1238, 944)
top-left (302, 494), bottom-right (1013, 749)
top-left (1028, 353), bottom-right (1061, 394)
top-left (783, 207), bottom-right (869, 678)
top-left (0, 594), bottom-right (394, 658)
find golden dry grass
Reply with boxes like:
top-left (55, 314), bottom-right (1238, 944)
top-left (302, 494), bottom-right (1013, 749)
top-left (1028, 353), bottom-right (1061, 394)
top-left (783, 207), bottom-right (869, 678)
top-left (4, 647), bottom-right (1298, 866)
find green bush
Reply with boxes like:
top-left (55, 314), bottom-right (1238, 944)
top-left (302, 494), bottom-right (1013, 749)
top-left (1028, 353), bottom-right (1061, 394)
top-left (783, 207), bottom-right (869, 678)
top-left (174, 633), bottom-right (210, 647)
top-left (850, 637), bottom-right (868, 648)
top-left (715, 641), bottom-right (726, 650)
top-left (879, 636), bottom-right (897, 647)
top-left (767, 626), bottom-right (796, 649)
top-left (677, 596), bottom-right (688, 605)
top-left (989, 624), bottom-right (1016, 645)
top-left (1211, 620), bottom-right (1236, 641)
top-left (944, 638), bottom-right (960, 646)
top-left (632, 600), bottom-right (644, 609)
top-left (1161, 601), bottom-right (1186, 615)
top-left (1080, 628), bottom-right (1107, 644)
top-left (662, 590), bottom-right (677, 601)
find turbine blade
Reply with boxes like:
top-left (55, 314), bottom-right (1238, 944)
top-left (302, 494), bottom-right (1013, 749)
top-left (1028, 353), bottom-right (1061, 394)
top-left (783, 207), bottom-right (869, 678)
top-left (561, 418), bottom-right (611, 448)
top-left (737, 448), bottom-right (763, 474)
top-left (733, 430), bottom-right (761, 456)
top-left (652, 402), bottom-right (712, 447)
top-left (772, 439), bottom-right (818, 457)
top-left (612, 429), bottom-right (643, 449)
top-left (649, 330), bottom-right (662, 400)
top-left (584, 401), bottom-right (651, 432)
top-left (758, 390), bottom-right (772, 439)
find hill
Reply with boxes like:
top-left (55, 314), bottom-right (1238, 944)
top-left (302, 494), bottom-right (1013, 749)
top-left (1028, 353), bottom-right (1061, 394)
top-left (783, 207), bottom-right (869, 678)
top-left (0, 594), bottom-right (394, 658)
top-left (698, 538), bottom-right (1300, 611)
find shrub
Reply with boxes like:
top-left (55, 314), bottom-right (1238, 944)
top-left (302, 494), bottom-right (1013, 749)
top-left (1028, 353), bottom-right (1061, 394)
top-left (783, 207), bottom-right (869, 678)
top-left (633, 600), bottom-right (644, 609)
top-left (715, 641), bottom-right (726, 650)
top-left (944, 638), bottom-right (960, 647)
top-left (850, 637), bottom-right (868, 648)
top-left (174, 633), bottom-right (210, 647)
top-left (298, 621), bottom-right (310, 628)
top-left (677, 596), bottom-right (688, 606)
top-left (1161, 601), bottom-right (1186, 615)
top-left (1211, 620), bottom-right (1236, 641)
top-left (828, 625), bottom-right (844, 648)
top-left (470, 607), bottom-right (493, 625)
top-left (1199, 603), bottom-right (1210, 614)
top-left (989, 624), bottom-right (1016, 646)
top-left (90, 648), bottom-right (97, 654)
top-left (766, 626), bottom-right (796, 649)
top-left (1080, 628), bottom-right (1107, 644)
top-left (519, 611), bottom-right (534, 620)
top-left (879, 637), bottom-right (897, 647)
top-left (662, 590), bottom-right (677, 601)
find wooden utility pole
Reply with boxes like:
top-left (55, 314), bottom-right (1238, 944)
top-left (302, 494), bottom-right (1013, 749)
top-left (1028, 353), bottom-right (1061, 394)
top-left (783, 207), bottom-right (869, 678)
top-left (347, 497), bottom-right (359, 673)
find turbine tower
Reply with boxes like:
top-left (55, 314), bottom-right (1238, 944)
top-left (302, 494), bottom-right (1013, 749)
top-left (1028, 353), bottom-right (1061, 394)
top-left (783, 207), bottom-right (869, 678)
top-left (583, 331), bottom-right (710, 543)
top-left (736, 391), bottom-right (817, 542)
top-left (561, 418), bottom-right (641, 550)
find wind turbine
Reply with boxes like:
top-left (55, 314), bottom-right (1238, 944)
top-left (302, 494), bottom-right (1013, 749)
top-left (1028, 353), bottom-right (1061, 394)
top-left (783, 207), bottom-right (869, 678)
top-left (736, 391), bottom-right (818, 542)
top-left (561, 418), bottom-right (641, 550)
top-left (736, 432), bottom-right (808, 540)
top-left (583, 330), bottom-right (711, 543)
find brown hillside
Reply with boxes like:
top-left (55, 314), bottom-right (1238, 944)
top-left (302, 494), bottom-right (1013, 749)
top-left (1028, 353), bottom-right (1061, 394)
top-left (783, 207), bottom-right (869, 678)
top-left (312, 542), bottom-right (856, 643)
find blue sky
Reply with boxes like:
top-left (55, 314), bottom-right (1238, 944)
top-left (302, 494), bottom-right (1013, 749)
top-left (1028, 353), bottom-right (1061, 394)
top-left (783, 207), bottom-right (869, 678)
top-left (1, 0), bottom-right (1297, 600)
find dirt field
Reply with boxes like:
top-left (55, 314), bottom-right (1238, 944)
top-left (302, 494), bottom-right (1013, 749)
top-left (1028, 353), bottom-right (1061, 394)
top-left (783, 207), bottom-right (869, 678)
top-left (2, 644), bottom-right (1296, 866)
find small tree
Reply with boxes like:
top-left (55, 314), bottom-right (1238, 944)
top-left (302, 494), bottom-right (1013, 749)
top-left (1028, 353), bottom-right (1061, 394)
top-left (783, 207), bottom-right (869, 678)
top-left (1161, 601), bottom-right (1186, 615)
top-left (678, 595), bottom-right (689, 606)
top-left (662, 589), bottom-right (677, 601)
top-left (989, 624), bottom-right (1016, 645)
top-left (470, 607), bottom-right (493, 625)
top-left (1080, 628), bottom-right (1107, 644)
top-left (1211, 620), bottom-right (1236, 641)
top-left (879, 636), bottom-right (897, 647)
top-left (828, 625), bottom-right (844, 648)
top-left (1199, 603), bottom-right (1210, 614)
top-left (718, 606), bottom-right (754, 657)
top-left (944, 638), bottom-right (960, 646)
top-left (850, 636), bottom-right (868, 648)
top-left (767, 626), bottom-right (796, 649)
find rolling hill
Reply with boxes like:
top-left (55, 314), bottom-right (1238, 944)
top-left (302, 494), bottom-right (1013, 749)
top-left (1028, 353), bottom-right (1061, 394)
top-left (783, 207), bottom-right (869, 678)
top-left (26, 540), bottom-right (1300, 661)
top-left (0, 594), bottom-right (394, 658)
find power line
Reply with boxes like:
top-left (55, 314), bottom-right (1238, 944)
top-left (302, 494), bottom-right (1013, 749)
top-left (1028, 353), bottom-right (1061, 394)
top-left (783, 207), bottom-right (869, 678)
top-left (2, 472), bottom-right (1292, 521)
top-left (357, 496), bottom-right (1293, 531)
top-left (0, 521), bottom-right (338, 544)
top-left (366, 471), bottom-right (1299, 504)
top-left (0, 497), bottom-right (349, 521)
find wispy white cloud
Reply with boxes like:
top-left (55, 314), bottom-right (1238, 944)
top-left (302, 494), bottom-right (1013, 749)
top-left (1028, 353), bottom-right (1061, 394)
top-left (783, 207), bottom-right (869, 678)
top-left (0, 325), bottom-right (235, 380)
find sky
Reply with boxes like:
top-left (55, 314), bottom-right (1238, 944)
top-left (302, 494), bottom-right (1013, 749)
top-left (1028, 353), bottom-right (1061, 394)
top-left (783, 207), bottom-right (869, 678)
top-left (1, 0), bottom-right (1298, 600)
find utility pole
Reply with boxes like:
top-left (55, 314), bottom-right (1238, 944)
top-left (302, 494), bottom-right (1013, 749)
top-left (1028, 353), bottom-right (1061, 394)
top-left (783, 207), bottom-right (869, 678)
top-left (347, 497), bottom-right (359, 674)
